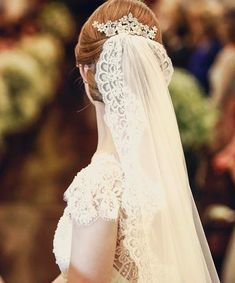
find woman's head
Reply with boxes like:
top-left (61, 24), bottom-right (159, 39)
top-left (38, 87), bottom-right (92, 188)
top-left (187, 4), bottom-right (220, 43)
top-left (75, 0), bottom-right (162, 102)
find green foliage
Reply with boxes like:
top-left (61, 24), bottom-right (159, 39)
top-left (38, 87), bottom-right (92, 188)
top-left (19, 34), bottom-right (64, 97)
top-left (38, 2), bottom-right (76, 42)
top-left (0, 2), bottom-right (75, 152)
top-left (0, 51), bottom-right (45, 135)
top-left (169, 68), bottom-right (219, 150)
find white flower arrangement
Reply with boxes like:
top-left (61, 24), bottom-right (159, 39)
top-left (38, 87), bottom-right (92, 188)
top-left (169, 68), bottom-right (219, 150)
top-left (19, 34), bottom-right (63, 70)
top-left (38, 2), bottom-right (75, 42)
top-left (0, 2), bottom-right (75, 151)
top-left (0, 50), bottom-right (45, 135)
top-left (19, 34), bottom-right (63, 98)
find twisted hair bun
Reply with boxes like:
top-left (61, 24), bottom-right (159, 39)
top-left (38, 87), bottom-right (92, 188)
top-left (75, 0), bottom-right (162, 102)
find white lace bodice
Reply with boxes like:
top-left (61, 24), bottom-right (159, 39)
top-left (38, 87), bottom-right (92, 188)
top-left (52, 152), bottom-right (135, 282)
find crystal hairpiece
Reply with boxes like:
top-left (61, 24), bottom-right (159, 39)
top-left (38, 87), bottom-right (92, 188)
top-left (92, 13), bottom-right (158, 40)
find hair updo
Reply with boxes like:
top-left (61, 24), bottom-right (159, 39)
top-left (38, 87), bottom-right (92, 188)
top-left (75, 0), bottom-right (162, 102)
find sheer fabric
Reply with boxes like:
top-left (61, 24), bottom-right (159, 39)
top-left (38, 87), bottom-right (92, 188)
top-left (53, 33), bottom-right (220, 283)
top-left (94, 34), bottom-right (220, 283)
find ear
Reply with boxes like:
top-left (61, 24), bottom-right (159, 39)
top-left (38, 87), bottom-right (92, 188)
top-left (78, 64), bottom-right (89, 83)
top-left (78, 64), bottom-right (95, 105)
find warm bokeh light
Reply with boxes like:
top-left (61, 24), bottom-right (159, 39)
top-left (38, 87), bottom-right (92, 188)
top-left (0, 1), bottom-right (235, 282)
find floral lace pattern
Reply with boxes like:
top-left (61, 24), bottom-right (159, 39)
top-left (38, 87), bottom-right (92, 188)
top-left (149, 40), bottom-right (174, 86)
top-left (95, 38), bottom-right (145, 159)
top-left (53, 35), bottom-right (173, 282)
top-left (63, 153), bottom-right (124, 225)
top-left (53, 153), bottom-right (140, 281)
top-left (53, 154), bottom-right (124, 273)
top-left (95, 35), bottom-right (169, 282)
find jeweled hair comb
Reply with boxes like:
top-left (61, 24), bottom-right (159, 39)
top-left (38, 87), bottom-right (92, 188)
top-left (92, 13), bottom-right (158, 40)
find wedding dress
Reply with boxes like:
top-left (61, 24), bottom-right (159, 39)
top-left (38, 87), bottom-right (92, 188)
top-left (53, 12), bottom-right (220, 283)
top-left (53, 152), bottom-right (134, 282)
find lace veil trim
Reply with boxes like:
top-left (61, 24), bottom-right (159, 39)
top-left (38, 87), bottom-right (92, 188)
top-left (94, 34), bottom-right (173, 282)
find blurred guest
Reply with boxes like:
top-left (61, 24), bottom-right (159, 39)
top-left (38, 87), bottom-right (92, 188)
top-left (210, 8), bottom-right (235, 107)
top-left (209, 9), bottom-right (235, 281)
top-left (162, 3), bottom-right (193, 69)
top-left (210, 8), bottom-right (235, 183)
top-left (188, 6), bottom-right (222, 94)
top-left (213, 135), bottom-right (235, 183)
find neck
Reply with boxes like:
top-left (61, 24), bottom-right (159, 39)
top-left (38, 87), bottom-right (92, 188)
top-left (94, 101), bottom-right (116, 155)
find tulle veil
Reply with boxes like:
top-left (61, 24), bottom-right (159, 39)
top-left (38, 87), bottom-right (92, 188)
top-left (95, 33), bottom-right (220, 283)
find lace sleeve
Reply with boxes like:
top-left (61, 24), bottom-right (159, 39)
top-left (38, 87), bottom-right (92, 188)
top-left (63, 157), bottom-right (124, 226)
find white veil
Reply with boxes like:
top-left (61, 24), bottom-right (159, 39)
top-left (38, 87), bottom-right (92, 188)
top-left (95, 34), bottom-right (220, 283)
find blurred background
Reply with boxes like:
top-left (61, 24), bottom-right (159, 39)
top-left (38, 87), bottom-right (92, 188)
top-left (0, 0), bottom-right (235, 282)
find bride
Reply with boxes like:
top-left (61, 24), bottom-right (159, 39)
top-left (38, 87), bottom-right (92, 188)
top-left (52, 0), bottom-right (221, 282)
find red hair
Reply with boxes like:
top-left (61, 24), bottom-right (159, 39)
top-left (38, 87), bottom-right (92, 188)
top-left (75, 0), bottom-right (162, 101)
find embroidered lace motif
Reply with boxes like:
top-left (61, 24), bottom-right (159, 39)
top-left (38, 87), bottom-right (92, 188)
top-left (95, 35), bottom-right (170, 282)
top-left (64, 153), bottom-right (124, 226)
top-left (54, 36), bottom-right (174, 282)
top-left (149, 40), bottom-right (174, 86)
top-left (53, 153), bottom-right (138, 280)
